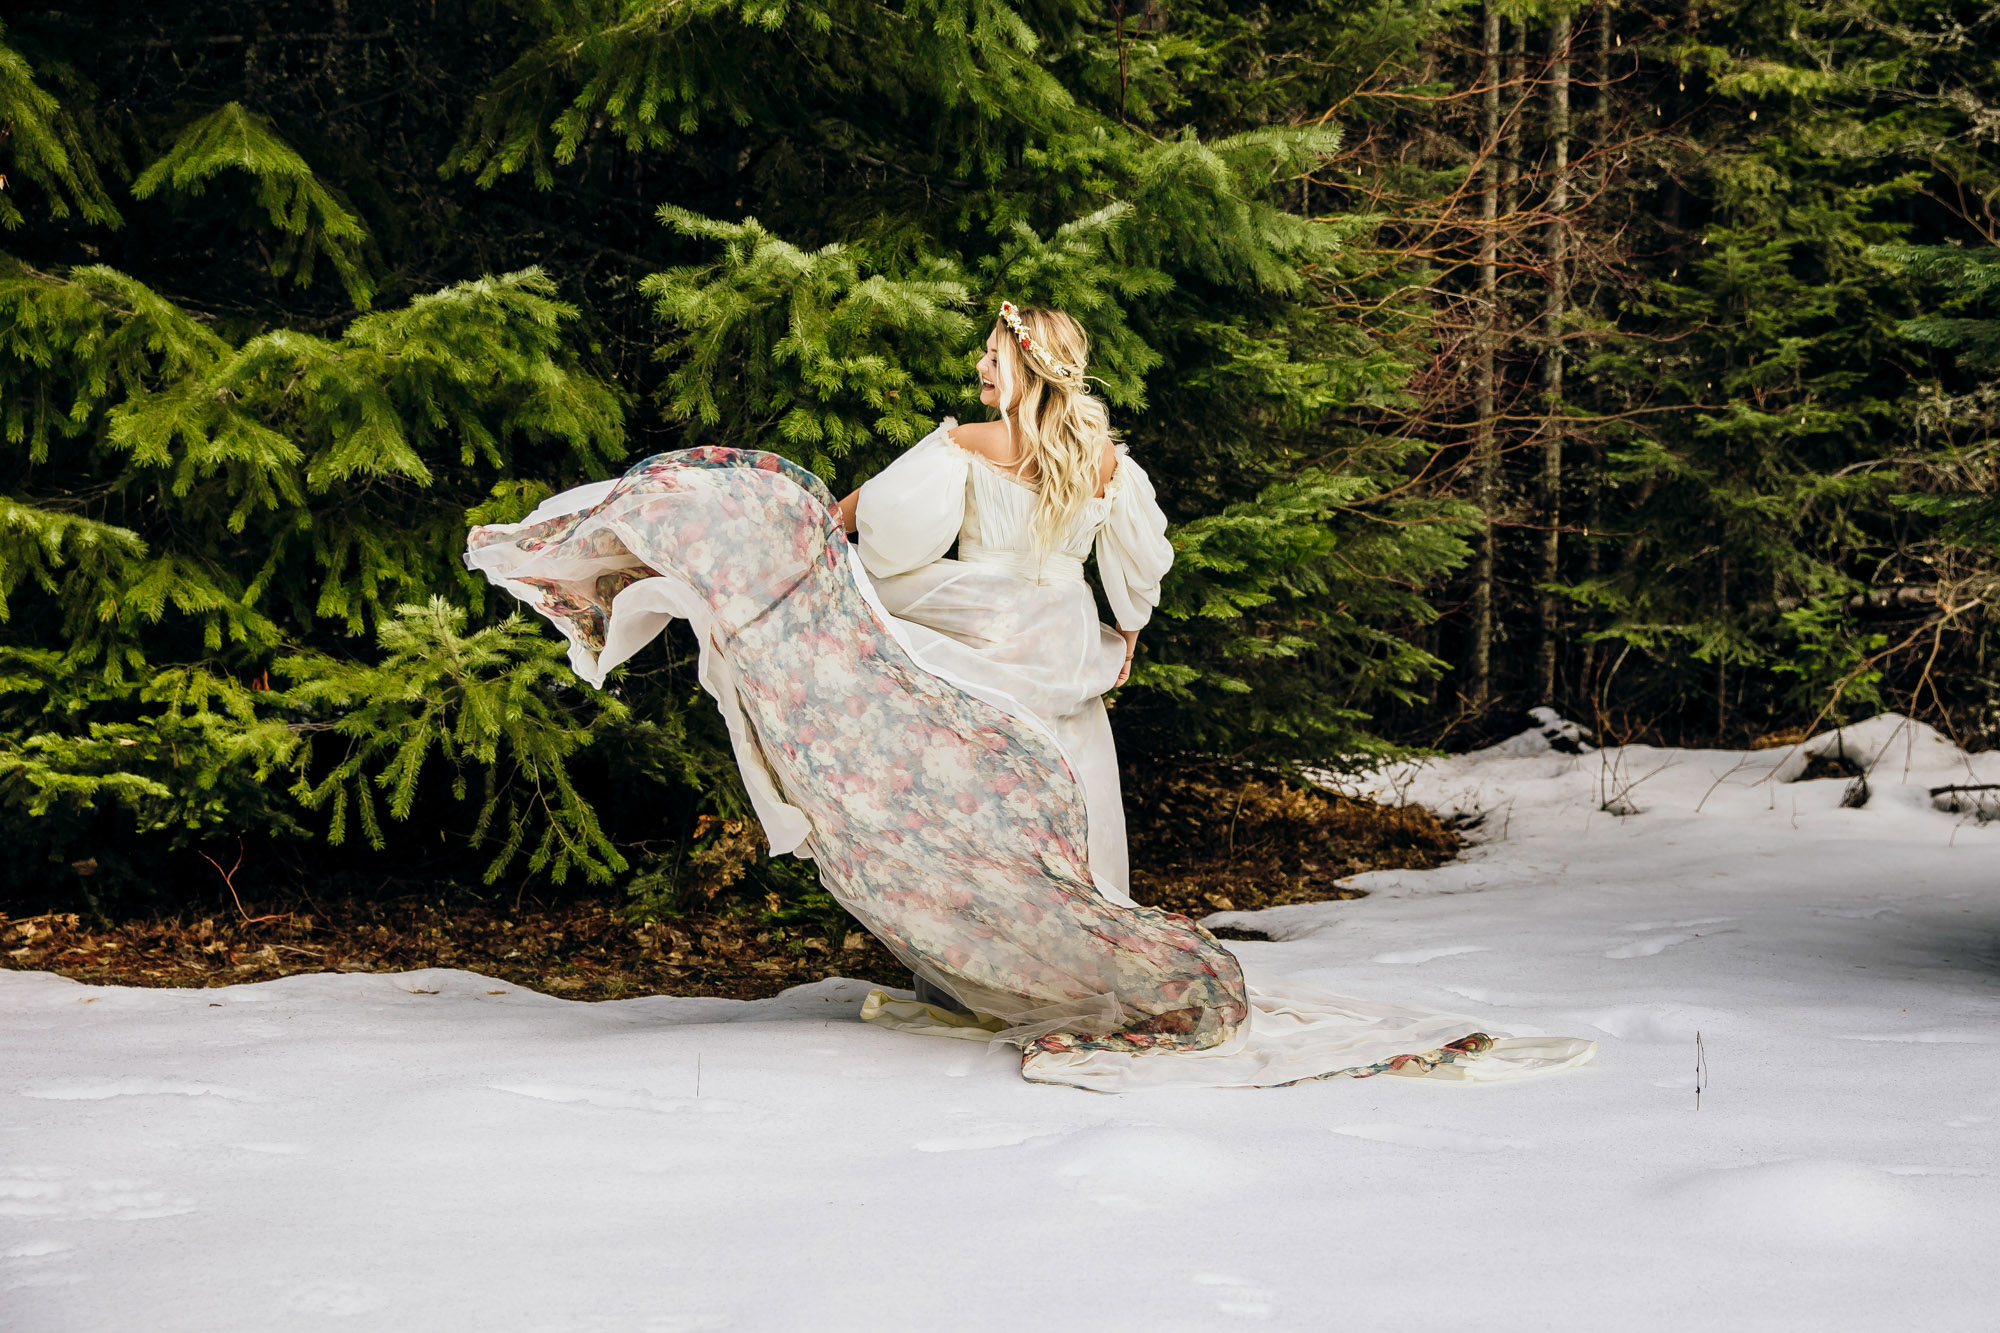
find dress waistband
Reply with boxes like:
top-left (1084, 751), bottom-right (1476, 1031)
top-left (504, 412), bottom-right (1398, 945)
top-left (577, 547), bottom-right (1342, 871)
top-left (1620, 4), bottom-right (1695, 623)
top-left (959, 543), bottom-right (1085, 585)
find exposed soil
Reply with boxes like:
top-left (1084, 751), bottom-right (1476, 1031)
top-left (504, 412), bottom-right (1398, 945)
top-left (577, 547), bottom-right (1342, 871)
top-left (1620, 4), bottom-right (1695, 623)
top-left (1123, 764), bottom-right (1460, 926)
top-left (4, 769), bottom-right (1458, 1001)
top-left (1, 901), bottom-right (917, 1002)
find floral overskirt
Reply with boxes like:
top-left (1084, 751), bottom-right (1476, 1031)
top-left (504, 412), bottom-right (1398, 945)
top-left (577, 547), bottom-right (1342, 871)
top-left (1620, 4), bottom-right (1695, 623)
top-left (465, 449), bottom-right (1595, 1090)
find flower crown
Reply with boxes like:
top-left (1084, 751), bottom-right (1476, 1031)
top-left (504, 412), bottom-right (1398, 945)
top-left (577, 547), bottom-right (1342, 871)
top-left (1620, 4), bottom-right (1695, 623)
top-left (998, 301), bottom-right (1083, 384)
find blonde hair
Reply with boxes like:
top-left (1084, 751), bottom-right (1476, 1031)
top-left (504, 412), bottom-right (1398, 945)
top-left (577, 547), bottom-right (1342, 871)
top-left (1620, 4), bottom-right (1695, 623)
top-left (991, 306), bottom-right (1116, 554)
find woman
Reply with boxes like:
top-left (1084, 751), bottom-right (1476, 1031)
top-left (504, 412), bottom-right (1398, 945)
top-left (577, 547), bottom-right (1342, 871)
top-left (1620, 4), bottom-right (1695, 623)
top-left (836, 304), bottom-right (1168, 907)
top-left (464, 302), bottom-right (1594, 1091)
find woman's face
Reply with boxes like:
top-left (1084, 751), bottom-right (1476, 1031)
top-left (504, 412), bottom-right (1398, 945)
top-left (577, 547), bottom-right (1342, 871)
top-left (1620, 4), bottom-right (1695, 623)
top-left (976, 327), bottom-right (1016, 410)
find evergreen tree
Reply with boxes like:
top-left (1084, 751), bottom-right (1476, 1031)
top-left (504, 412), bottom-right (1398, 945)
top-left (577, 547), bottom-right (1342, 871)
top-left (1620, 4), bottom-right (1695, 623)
top-left (1879, 241), bottom-right (2000, 744)
top-left (0, 17), bottom-right (634, 908)
top-left (1, 2), bottom-right (1470, 913)
top-left (1885, 244), bottom-right (2000, 551)
top-left (8, 0), bottom-right (1991, 916)
top-left (1519, 0), bottom-right (1998, 740)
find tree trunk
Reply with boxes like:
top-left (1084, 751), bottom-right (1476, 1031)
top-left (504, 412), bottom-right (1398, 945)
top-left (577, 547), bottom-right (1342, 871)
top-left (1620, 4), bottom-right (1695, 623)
top-left (1503, 22), bottom-right (1526, 216)
top-left (1470, 5), bottom-right (1503, 713)
top-left (1535, 15), bottom-right (1572, 706)
top-left (1716, 557), bottom-right (1731, 738)
top-left (327, 0), bottom-right (349, 94)
top-left (1580, 2), bottom-right (1616, 711)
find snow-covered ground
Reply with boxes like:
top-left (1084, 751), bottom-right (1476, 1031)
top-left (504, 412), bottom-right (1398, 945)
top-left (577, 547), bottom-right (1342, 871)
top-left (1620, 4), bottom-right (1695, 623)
top-left (5, 714), bottom-right (1998, 1332)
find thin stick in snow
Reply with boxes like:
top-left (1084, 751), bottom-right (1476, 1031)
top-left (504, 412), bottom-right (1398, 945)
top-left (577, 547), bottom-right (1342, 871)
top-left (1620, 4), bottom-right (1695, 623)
top-left (1693, 755), bottom-right (1756, 814)
top-left (1694, 1031), bottom-right (1707, 1112)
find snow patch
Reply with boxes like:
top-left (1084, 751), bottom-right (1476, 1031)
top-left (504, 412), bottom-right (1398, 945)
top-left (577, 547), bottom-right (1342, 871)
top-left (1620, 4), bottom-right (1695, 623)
top-left (1657, 1160), bottom-right (1919, 1244)
top-left (3, 712), bottom-right (1995, 1329)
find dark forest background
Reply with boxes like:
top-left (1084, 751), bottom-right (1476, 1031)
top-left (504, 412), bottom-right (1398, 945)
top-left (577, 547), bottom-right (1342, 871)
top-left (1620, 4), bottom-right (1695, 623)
top-left (3, 0), bottom-right (1996, 918)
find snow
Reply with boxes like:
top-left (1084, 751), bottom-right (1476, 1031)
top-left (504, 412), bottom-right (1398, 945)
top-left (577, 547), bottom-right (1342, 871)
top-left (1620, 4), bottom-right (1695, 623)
top-left (5, 713), bottom-right (1998, 1331)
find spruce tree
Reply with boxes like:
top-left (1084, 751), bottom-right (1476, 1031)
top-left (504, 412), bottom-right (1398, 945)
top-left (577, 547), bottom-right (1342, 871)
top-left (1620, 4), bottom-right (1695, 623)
top-left (1533, 0), bottom-right (1999, 739)
top-left (2, 3), bottom-right (1472, 913)
top-left (1885, 245), bottom-right (2000, 553)
top-left (0, 19), bottom-right (631, 908)
top-left (446, 0), bottom-right (1476, 764)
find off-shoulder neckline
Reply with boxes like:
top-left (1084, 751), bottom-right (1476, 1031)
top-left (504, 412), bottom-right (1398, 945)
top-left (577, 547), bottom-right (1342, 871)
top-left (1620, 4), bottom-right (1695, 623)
top-left (937, 418), bottom-right (1125, 502)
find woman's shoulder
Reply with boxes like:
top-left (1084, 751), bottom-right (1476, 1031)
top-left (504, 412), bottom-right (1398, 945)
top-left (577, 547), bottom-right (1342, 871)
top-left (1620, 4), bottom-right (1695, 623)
top-left (940, 417), bottom-right (1011, 463)
top-left (946, 418), bottom-right (1121, 496)
top-left (1097, 439), bottom-right (1125, 499)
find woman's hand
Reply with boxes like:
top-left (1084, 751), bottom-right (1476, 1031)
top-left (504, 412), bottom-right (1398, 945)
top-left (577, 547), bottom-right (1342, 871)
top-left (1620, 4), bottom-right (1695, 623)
top-left (836, 489), bottom-right (860, 535)
top-left (1114, 628), bottom-right (1139, 687)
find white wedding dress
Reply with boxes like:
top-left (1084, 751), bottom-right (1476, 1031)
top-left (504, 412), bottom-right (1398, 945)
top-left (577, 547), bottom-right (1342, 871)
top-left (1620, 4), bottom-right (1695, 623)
top-left (855, 419), bottom-right (1169, 905)
top-left (845, 421), bottom-right (1595, 1091)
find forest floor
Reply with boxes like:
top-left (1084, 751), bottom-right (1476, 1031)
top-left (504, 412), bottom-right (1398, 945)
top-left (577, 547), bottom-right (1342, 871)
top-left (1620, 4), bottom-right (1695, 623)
top-left (5, 714), bottom-right (1997, 1330)
top-left (1, 768), bottom-right (1458, 1001)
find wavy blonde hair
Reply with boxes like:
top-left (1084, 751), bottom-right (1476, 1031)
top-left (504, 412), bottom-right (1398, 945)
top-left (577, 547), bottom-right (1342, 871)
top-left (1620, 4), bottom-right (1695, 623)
top-left (991, 306), bottom-right (1116, 554)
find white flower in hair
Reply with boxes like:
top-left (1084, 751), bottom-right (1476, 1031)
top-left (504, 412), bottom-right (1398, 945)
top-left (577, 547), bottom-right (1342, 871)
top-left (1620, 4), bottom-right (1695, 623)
top-left (998, 301), bottom-right (1082, 382)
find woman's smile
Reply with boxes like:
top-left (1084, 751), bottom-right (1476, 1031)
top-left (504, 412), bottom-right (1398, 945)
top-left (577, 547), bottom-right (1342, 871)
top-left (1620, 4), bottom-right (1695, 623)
top-left (977, 334), bottom-right (1004, 404)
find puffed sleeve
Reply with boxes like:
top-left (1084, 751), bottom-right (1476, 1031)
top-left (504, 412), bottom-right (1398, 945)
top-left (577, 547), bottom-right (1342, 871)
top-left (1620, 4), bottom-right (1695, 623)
top-left (1094, 451), bottom-right (1176, 631)
top-left (855, 430), bottom-right (971, 578)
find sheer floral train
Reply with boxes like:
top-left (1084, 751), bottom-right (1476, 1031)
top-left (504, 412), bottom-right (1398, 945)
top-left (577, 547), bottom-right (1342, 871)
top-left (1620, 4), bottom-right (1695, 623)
top-left (464, 447), bottom-right (1594, 1091)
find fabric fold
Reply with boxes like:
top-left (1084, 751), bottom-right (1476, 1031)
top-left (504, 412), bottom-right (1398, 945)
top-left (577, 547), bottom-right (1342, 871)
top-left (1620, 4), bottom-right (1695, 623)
top-left (1094, 452), bottom-right (1175, 633)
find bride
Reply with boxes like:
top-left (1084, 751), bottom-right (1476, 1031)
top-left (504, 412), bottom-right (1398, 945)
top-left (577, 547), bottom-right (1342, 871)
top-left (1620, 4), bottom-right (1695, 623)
top-left (837, 303), bottom-right (1165, 911)
top-left (464, 301), bottom-right (1593, 1091)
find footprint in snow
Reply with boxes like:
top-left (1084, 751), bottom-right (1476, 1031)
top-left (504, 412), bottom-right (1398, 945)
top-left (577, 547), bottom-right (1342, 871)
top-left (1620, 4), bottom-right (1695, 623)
top-left (0, 1176), bottom-right (194, 1221)
top-left (0, 1176), bottom-right (65, 1217)
top-left (642, 1315), bottom-right (731, 1333)
top-left (279, 1279), bottom-right (390, 1317)
top-left (1193, 1273), bottom-right (1278, 1321)
top-left (1879, 1164), bottom-right (1994, 1177)
top-left (915, 1106), bottom-right (1078, 1152)
top-left (4, 1268), bottom-right (84, 1292)
top-left (486, 1082), bottom-right (740, 1114)
top-left (19, 1079), bottom-right (264, 1102)
top-left (1605, 933), bottom-right (1698, 959)
top-left (1618, 916), bottom-right (1735, 933)
top-left (2, 1238), bottom-right (79, 1291)
top-left (1656, 1159), bottom-right (1917, 1243)
top-left (1841, 1030), bottom-right (1998, 1045)
top-left (1051, 1126), bottom-right (1239, 1207)
top-left (1369, 945), bottom-right (1491, 965)
top-left (939, 1048), bottom-right (1017, 1078)
top-left (521, 1313), bottom-right (729, 1332)
top-left (1332, 1123), bottom-right (1530, 1154)
top-left (1584, 1005), bottom-right (1708, 1042)
top-left (913, 1129), bottom-right (1061, 1153)
top-left (1435, 984), bottom-right (1534, 1006)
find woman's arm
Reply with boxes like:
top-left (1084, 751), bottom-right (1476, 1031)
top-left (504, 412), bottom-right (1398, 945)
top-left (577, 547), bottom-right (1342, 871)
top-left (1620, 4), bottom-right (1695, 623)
top-left (1114, 627), bottom-right (1139, 688)
top-left (837, 489), bottom-right (860, 534)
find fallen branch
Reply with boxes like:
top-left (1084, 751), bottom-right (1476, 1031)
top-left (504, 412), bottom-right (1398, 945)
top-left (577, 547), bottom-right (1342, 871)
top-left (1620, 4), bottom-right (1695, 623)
top-left (198, 840), bottom-right (290, 926)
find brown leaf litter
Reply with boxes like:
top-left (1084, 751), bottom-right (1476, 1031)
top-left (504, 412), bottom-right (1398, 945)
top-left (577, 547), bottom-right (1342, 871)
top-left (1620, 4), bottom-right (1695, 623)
top-left (5, 771), bottom-right (1455, 1000)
